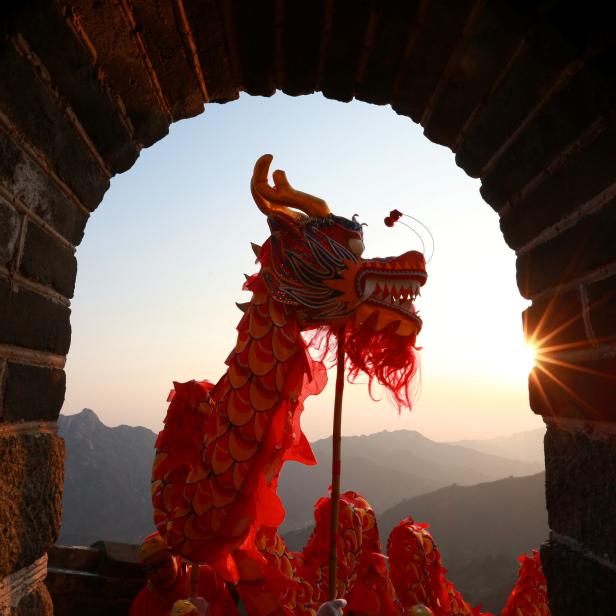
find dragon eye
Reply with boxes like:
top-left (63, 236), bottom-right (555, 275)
top-left (348, 238), bottom-right (365, 256)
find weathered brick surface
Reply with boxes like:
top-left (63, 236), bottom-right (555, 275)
top-left (358, 3), bottom-right (426, 107)
top-left (541, 538), bottom-right (616, 616)
top-left (529, 356), bottom-right (616, 421)
top-left (423, 1), bottom-right (526, 147)
top-left (0, 127), bottom-right (88, 245)
top-left (2, 363), bottom-right (66, 423)
top-left (544, 424), bottom-right (616, 560)
top-left (587, 274), bottom-right (616, 344)
top-left (480, 47), bottom-right (616, 211)
top-left (516, 201), bottom-right (616, 298)
top-left (184, 0), bottom-right (239, 103)
top-left (130, 0), bottom-right (204, 120)
top-left (46, 543), bottom-right (145, 616)
top-left (522, 289), bottom-right (586, 352)
top-left (10, 581), bottom-right (53, 616)
top-left (456, 2), bottom-right (613, 178)
top-left (0, 276), bottom-right (71, 355)
top-left (15, 1), bottom-right (139, 175)
top-left (0, 39), bottom-right (109, 211)
top-left (503, 128), bottom-right (616, 252)
top-left (231, 0), bottom-right (276, 97)
top-left (0, 431), bottom-right (64, 577)
top-left (68, 0), bottom-right (169, 148)
top-left (280, 0), bottom-right (327, 97)
top-left (320, 0), bottom-right (372, 103)
top-left (0, 198), bottom-right (20, 266)
top-left (392, 0), bottom-right (475, 122)
top-left (20, 221), bottom-right (77, 298)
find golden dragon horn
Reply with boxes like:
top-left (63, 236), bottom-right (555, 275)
top-left (251, 154), bottom-right (331, 221)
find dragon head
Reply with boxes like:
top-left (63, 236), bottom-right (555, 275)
top-left (250, 155), bottom-right (427, 408)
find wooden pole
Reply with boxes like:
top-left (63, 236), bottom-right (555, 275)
top-left (328, 324), bottom-right (346, 601)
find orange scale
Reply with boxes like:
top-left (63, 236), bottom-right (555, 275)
top-left (153, 507), bottom-right (167, 527)
top-left (235, 328), bottom-right (251, 353)
top-left (192, 482), bottom-right (214, 516)
top-left (166, 520), bottom-right (186, 544)
top-left (213, 377), bottom-right (232, 403)
top-left (248, 334), bottom-right (277, 377)
top-left (253, 408), bottom-right (271, 443)
top-left (216, 466), bottom-right (235, 490)
top-left (251, 289), bottom-right (268, 306)
top-left (211, 433), bottom-right (233, 475)
top-left (275, 363), bottom-right (286, 392)
top-left (272, 326), bottom-right (298, 362)
top-left (210, 507), bottom-right (227, 533)
top-left (258, 364), bottom-right (279, 392)
top-left (162, 483), bottom-right (186, 513)
top-left (171, 503), bottom-right (192, 519)
top-left (227, 386), bottom-right (254, 426)
top-left (151, 480), bottom-right (162, 500)
top-left (184, 511), bottom-right (214, 541)
top-left (182, 483), bottom-right (197, 502)
top-left (186, 463), bottom-right (209, 484)
top-left (345, 531), bottom-right (358, 553)
top-left (256, 530), bottom-right (268, 551)
top-left (229, 429), bottom-right (259, 462)
top-left (233, 417), bottom-right (256, 442)
top-left (268, 296), bottom-right (287, 327)
top-left (233, 461), bottom-right (250, 491)
top-left (254, 299), bottom-right (270, 318)
top-left (248, 305), bottom-right (272, 339)
top-left (151, 451), bottom-right (168, 475)
top-left (250, 376), bottom-right (278, 411)
top-left (227, 512), bottom-right (253, 540)
top-left (228, 360), bottom-right (250, 389)
top-left (211, 475), bottom-right (237, 508)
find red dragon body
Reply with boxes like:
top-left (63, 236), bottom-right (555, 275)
top-left (151, 155), bottom-right (549, 615)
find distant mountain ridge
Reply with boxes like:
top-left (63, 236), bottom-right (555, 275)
top-left (58, 410), bottom-right (545, 546)
top-left (285, 472), bottom-right (548, 613)
top-left (59, 409), bottom-right (157, 546)
top-left (447, 428), bottom-right (545, 464)
top-left (278, 429), bottom-right (543, 531)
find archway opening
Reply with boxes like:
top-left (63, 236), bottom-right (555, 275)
top-left (59, 92), bottom-right (546, 612)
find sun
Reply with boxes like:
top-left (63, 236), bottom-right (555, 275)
top-left (514, 341), bottom-right (538, 376)
top-left (489, 339), bottom-right (538, 382)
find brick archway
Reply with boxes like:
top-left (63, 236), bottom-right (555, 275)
top-left (0, 2), bottom-right (614, 614)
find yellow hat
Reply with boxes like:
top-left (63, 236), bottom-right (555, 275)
top-left (139, 531), bottom-right (169, 562)
top-left (170, 599), bottom-right (198, 615)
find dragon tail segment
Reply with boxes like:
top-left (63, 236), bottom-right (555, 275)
top-left (387, 517), bottom-right (480, 616)
top-left (152, 276), bottom-right (325, 581)
top-left (500, 550), bottom-right (550, 616)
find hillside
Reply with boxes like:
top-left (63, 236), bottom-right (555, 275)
top-left (284, 472), bottom-right (548, 613)
top-left (58, 410), bottom-right (545, 562)
top-left (278, 430), bottom-right (543, 531)
top-left (448, 428), bottom-right (545, 465)
top-left (379, 472), bottom-right (548, 611)
top-left (58, 409), bottom-right (157, 545)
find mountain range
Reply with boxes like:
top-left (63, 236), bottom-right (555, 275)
top-left (58, 409), bottom-right (547, 611)
top-left (278, 429), bottom-right (543, 531)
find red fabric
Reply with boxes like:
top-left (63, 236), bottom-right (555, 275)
top-left (129, 561), bottom-right (239, 616)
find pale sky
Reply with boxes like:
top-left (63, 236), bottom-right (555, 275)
top-left (63, 93), bottom-right (544, 442)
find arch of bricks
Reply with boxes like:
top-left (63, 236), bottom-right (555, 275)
top-left (0, 2), bottom-right (614, 614)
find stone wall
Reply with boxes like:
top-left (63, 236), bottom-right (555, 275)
top-left (0, 1), bottom-right (614, 613)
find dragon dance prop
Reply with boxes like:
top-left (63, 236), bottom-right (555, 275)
top-left (151, 155), bottom-right (549, 615)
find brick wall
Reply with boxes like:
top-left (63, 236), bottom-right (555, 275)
top-left (0, 1), bottom-right (614, 613)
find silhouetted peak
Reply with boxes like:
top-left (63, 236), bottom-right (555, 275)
top-left (78, 408), bottom-right (100, 421)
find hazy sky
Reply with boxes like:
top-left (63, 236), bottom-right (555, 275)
top-left (63, 93), bottom-right (544, 442)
